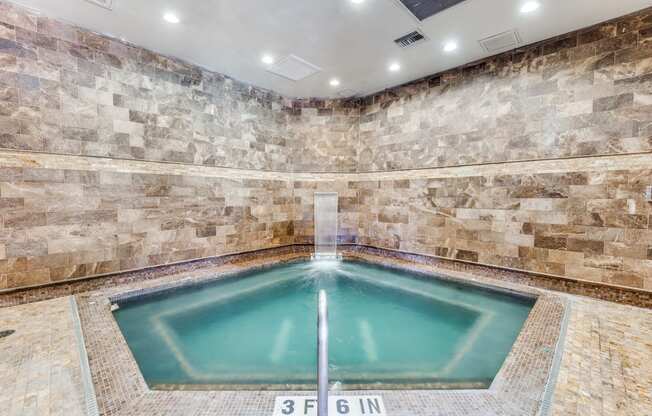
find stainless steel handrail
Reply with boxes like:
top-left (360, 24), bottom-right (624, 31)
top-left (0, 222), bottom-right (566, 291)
top-left (317, 290), bottom-right (328, 416)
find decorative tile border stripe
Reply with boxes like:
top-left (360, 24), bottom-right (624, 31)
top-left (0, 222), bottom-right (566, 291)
top-left (0, 149), bottom-right (292, 179)
top-left (5, 148), bottom-right (652, 180)
top-left (69, 296), bottom-right (100, 416)
top-left (76, 252), bottom-right (566, 416)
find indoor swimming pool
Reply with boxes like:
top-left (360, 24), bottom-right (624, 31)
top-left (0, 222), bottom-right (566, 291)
top-left (113, 260), bottom-right (534, 390)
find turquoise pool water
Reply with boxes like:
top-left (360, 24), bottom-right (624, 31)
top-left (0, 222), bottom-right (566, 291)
top-left (113, 260), bottom-right (534, 389)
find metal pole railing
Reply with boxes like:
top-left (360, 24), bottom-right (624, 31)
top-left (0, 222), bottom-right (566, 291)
top-left (317, 290), bottom-right (328, 416)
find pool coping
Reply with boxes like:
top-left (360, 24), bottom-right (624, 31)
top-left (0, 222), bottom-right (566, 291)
top-left (74, 249), bottom-right (569, 416)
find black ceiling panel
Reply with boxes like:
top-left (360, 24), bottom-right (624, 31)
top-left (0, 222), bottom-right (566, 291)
top-left (398, 0), bottom-right (468, 21)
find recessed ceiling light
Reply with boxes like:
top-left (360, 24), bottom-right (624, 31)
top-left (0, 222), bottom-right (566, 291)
top-left (330, 78), bottom-right (341, 87)
top-left (443, 41), bottom-right (458, 53)
top-left (389, 63), bottom-right (401, 72)
top-left (520, 1), bottom-right (540, 13)
top-left (163, 12), bottom-right (180, 24)
top-left (261, 55), bottom-right (275, 65)
top-left (351, 0), bottom-right (365, 3)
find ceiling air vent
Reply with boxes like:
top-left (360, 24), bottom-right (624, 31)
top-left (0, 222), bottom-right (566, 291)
top-left (395, 0), bottom-right (468, 21)
top-left (267, 55), bottom-right (322, 81)
top-left (394, 30), bottom-right (428, 48)
top-left (85, 0), bottom-right (113, 10)
top-left (479, 30), bottom-right (522, 54)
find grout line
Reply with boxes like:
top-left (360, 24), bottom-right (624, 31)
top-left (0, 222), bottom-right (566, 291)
top-left (69, 296), bottom-right (100, 416)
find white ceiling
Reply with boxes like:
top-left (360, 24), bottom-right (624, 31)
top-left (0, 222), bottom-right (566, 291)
top-left (12, 0), bottom-right (652, 98)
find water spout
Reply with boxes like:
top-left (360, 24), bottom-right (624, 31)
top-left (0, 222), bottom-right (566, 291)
top-left (313, 192), bottom-right (339, 260)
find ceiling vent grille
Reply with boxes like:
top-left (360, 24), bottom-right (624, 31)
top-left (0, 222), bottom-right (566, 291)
top-left (395, 0), bottom-right (468, 22)
top-left (479, 30), bottom-right (522, 54)
top-left (266, 55), bottom-right (322, 82)
top-left (85, 0), bottom-right (113, 10)
top-left (394, 30), bottom-right (428, 48)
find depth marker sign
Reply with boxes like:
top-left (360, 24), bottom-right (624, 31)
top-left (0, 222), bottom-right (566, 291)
top-left (273, 396), bottom-right (387, 416)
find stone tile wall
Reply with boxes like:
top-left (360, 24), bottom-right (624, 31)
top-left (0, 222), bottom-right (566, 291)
top-left (322, 6), bottom-right (652, 292)
top-left (291, 154), bottom-right (652, 292)
top-left (286, 99), bottom-right (360, 173)
top-left (352, 155), bottom-right (652, 291)
top-left (1, 0), bottom-right (652, 293)
top-left (358, 7), bottom-right (652, 171)
top-left (0, 0), bottom-right (364, 173)
top-left (0, 0), bottom-right (326, 290)
top-left (0, 151), bottom-right (294, 290)
top-left (0, 1), bottom-right (294, 171)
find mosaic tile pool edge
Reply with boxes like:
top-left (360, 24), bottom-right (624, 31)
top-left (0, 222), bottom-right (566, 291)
top-left (2, 244), bottom-right (650, 308)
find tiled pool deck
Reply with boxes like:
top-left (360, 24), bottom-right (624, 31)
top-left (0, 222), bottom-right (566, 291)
top-left (0, 297), bottom-right (86, 416)
top-left (1, 249), bottom-right (651, 416)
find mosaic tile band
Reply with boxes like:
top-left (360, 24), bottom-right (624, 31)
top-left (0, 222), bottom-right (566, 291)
top-left (2, 244), bottom-right (650, 309)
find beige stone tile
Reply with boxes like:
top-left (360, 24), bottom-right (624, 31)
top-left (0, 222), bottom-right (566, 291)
top-left (0, 297), bottom-right (85, 416)
top-left (551, 297), bottom-right (652, 416)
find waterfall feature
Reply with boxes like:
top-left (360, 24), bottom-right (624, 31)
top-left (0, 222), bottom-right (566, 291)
top-left (313, 192), bottom-right (339, 260)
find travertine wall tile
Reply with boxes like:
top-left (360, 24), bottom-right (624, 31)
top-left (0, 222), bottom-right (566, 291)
top-left (0, 1), bottom-right (295, 171)
top-left (286, 98), bottom-right (360, 173)
top-left (1, 0), bottom-right (652, 293)
top-left (291, 154), bottom-right (652, 291)
top-left (357, 7), bottom-right (652, 172)
top-left (356, 168), bottom-right (652, 290)
top-left (0, 152), bottom-right (294, 289)
top-left (1, 1), bottom-right (649, 175)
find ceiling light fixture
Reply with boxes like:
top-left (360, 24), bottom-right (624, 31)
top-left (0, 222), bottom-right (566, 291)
top-left (261, 55), bottom-right (275, 65)
top-left (351, 0), bottom-right (365, 3)
top-left (163, 12), bottom-right (180, 24)
top-left (389, 63), bottom-right (401, 72)
top-left (443, 41), bottom-right (458, 53)
top-left (330, 78), bottom-right (341, 87)
top-left (520, 1), bottom-right (540, 13)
